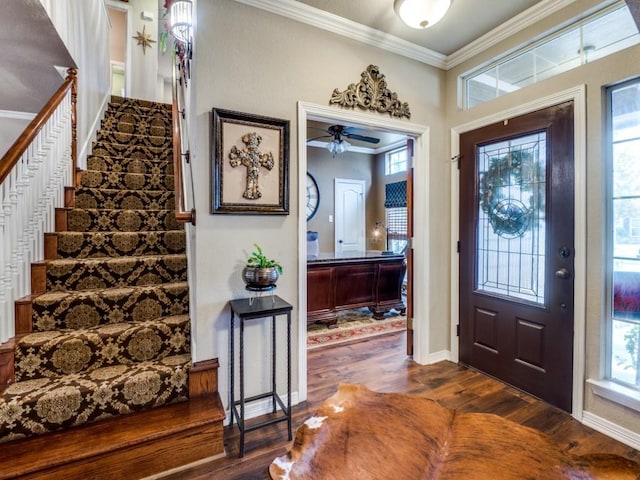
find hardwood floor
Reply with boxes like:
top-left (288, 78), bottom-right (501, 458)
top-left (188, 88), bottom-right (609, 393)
top-left (157, 332), bottom-right (639, 479)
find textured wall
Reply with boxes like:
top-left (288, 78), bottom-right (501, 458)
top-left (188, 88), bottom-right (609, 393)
top-left (192, 0), bottom-right (446, 411)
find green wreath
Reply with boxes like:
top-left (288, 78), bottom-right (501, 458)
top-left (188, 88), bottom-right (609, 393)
top-left (479, 150), bottom-right (544, 239)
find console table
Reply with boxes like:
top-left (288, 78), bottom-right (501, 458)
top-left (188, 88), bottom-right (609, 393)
top-left (307, 252), bottom-right (406, 328)
top-left (228, 295), bottom-right (293, 457)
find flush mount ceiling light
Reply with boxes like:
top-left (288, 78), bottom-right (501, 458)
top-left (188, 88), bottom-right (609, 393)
top-left (170, 0), bottom-right (193, 44)
top-left (394, 0), bottom-right (452, 29)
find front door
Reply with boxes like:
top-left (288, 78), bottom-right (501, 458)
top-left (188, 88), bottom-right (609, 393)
top-left (459, 102), bottom-right (574, 412)
top-left (334, 178), bottom-right (365, 254)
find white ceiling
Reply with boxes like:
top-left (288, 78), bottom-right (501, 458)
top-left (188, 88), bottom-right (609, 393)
top-left (0, 0), bottom-right (76, 113)
top-left (294, 0), bottom-right (543, 56)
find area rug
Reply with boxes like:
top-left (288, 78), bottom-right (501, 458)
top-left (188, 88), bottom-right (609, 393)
top-left (307, 307), bottom-right (406, 349)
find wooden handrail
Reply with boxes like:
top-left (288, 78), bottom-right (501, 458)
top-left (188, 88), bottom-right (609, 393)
top-left (0, 68), bottom-right (77, 186)
top-left (172, 65), bottom-right (195, 225)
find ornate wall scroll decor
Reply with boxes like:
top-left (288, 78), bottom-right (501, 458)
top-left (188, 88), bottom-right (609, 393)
top-left (329, 65), bottom-right (411, 119)
top-left (212, 109), bottom-right (289, 215)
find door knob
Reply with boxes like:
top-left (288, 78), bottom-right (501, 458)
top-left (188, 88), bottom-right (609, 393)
top-left (555, 268), bottom-right (571, 279)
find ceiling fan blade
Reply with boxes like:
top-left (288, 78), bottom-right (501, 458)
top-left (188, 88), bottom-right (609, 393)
top-left (307, 135), bottom-right (331, 142)
top-left (344, 133), bottom-right (380, 144)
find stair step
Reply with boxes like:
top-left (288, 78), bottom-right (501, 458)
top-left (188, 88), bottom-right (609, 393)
top-left (42, 254), bottom-right (187, 292)
top-left (79, 170), bottom-right (174, 191)
top-left (110, 95), bottom-right (172, 111)
top-left (97, 130), bottom-right (171, 149)
top-left (48, 230), bottom-right (186, 259)
top-left (31, 282), bottom-right (189, 332)
top-left (15, 314), bottom-right (190, 381)
top-left (87, 155), bottom-right (173, 175)
top-left (102, 112), bottom-right (171, 138)
top-left (64, 208), bottom-right (181, 232)
top-left (91, 141), bottom-right (172, 161)
top-left (74, 187), bottom-right (175, 210)
top-left (0, 394), bottom-right (224, 480)
top-left (0, 354), bottom-right (190, 444)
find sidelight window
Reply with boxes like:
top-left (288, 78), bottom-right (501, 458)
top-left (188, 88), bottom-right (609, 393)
top-left (606, 78), bottom-right (640, 389)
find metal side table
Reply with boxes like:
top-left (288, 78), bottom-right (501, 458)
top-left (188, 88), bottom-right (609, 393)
top-left (228, 295), bottom-right (293, 457)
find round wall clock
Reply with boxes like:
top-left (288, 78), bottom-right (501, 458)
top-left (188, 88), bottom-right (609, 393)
top-left (306, 172), bottom-right (320, 221)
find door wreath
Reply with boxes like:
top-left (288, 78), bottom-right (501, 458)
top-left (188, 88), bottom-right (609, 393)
top-left (479, 150), bottom-right (544, 239)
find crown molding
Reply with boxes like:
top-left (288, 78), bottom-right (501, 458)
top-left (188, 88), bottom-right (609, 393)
top-left (232, 0), bottom-right (447, 69)
top-left (231, 0), bottom-right (608, 72)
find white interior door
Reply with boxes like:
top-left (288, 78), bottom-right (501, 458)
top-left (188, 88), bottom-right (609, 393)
top-left (334, 178), bottom-right (365, 254)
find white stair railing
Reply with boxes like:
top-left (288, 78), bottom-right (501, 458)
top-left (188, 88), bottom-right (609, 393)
top-left (0, 68), bottom-right (77, 344)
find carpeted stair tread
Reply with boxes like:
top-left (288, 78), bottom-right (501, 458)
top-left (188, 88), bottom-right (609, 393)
top-left (31, 282), bottom-right (189, 332)
top-left (74, 187), bottom-right (175, 210)
top-left (53, 230), bottom-right (186, 258)
top-left (66, 208), bottom-right (181, 232)
top-left (80, 170), bottom-right (174, 191)
top-left (14, 315), bottom-right (190, 381)
top-left (96, 130), bottom-right (171, 149)
top-left (0, 354), bottom-right (190, 444)
top-left (87, 155), bottom-right (173, 175)
top-left (111, 96), bottom-right (171, 110)
top-left (44, 254), bottom-right (188, 291)
top-left (91, 141), bottom-right (172, 161)
top-left (101, 114), bottom-right (171, 138)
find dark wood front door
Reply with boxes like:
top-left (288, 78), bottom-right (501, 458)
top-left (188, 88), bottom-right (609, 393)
top-left (459, 102), bottom-right (575, 412)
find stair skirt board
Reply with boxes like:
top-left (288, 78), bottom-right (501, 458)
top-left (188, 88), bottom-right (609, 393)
top-left (0, 96), bottom-right (223, 471)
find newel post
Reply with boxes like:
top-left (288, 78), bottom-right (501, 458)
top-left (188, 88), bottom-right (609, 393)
top-left (67, 68), bottom-right (77, 187)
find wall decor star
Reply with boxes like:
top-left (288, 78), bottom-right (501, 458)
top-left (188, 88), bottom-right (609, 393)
top-left (133, 25), bottom-right (156, 55)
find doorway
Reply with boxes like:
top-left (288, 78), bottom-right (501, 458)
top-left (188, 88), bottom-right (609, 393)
top-left (297, 101), bottom-right (430, 402)
top-left (334, 178), bottom-right (366, 254)
top-left (107, 1), bottom-right (131, 97)
top-left (459, 102), bottom-right (575, 412)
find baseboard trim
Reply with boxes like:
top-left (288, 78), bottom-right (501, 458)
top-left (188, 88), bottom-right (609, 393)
top-left (427, 350), bottom-right (451, 364)
top-left (223, 391), bottom-right (300, 425)
top-left (582, 410), bottom-right (640, 450)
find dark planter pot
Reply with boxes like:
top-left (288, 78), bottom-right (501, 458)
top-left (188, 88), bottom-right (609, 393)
top-left (242, 266), bottom-right (279, 288)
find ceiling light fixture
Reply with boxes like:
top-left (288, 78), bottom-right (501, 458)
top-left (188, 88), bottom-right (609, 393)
top-left (326, 139), bottom-right (350, 157)
top-left (169, 0), bottom-right (193, 44)
top-left (393, 0), bottom-right (452, 29)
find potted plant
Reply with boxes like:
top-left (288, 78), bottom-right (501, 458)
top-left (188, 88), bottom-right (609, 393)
top-left (242, 243), bottom-right (283, 289)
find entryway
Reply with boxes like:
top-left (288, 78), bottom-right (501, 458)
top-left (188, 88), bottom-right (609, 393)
top-left (458, 102), bottom-right (575, 412)
top-left (297, 101), bottom-right (430, 402)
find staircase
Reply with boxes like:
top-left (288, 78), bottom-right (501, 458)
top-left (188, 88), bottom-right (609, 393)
top-left (0, 97), bottom-right (224, 479)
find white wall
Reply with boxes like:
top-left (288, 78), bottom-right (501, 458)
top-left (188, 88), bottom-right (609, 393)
top-left (0, 114), bottom-right (34, 158)
top-left (39, 0), bottom-right (111, 168)
top-left (193, 0), bottom-right (447, 413)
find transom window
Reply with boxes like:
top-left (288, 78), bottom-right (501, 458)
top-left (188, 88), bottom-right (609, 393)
top-left (463, 2), bottom-right (639, 109)
top-left (385, 147), bottom-right (408, 175)
top-left (606, 78), bottom-right (640, 389)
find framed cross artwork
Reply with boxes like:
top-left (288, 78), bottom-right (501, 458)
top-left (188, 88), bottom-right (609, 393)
top-left (211, 108), bottom-right (290, 215)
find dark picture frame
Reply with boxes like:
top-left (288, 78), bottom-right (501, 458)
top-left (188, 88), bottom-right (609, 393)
top-left (211, 108), bottom-right (289, 215)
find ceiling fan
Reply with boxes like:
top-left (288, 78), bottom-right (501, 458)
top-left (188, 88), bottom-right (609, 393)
top-left (308, 124), bottom-right (381, 145)
top-left (308, 124), bottom-right (380, 156)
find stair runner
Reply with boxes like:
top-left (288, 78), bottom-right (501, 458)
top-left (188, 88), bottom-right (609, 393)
top-left (0, 97), bottom-right (191, 443)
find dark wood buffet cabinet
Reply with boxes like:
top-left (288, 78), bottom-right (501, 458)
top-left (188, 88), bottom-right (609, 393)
top-left (307, 252), bottom-right (406, 328)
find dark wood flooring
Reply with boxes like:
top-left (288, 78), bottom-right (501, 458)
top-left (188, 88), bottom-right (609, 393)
top-left (159, 331), bottom-right (639, 479)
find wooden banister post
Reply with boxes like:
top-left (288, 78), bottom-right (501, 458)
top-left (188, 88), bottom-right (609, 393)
top-left (68, 68), bottom-right (78, 187)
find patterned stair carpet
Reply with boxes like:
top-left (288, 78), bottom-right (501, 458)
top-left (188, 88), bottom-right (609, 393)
top-left (0, 96), bottom-right (191, 444)
top-left (307, 307), bottom-right (406, 350)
